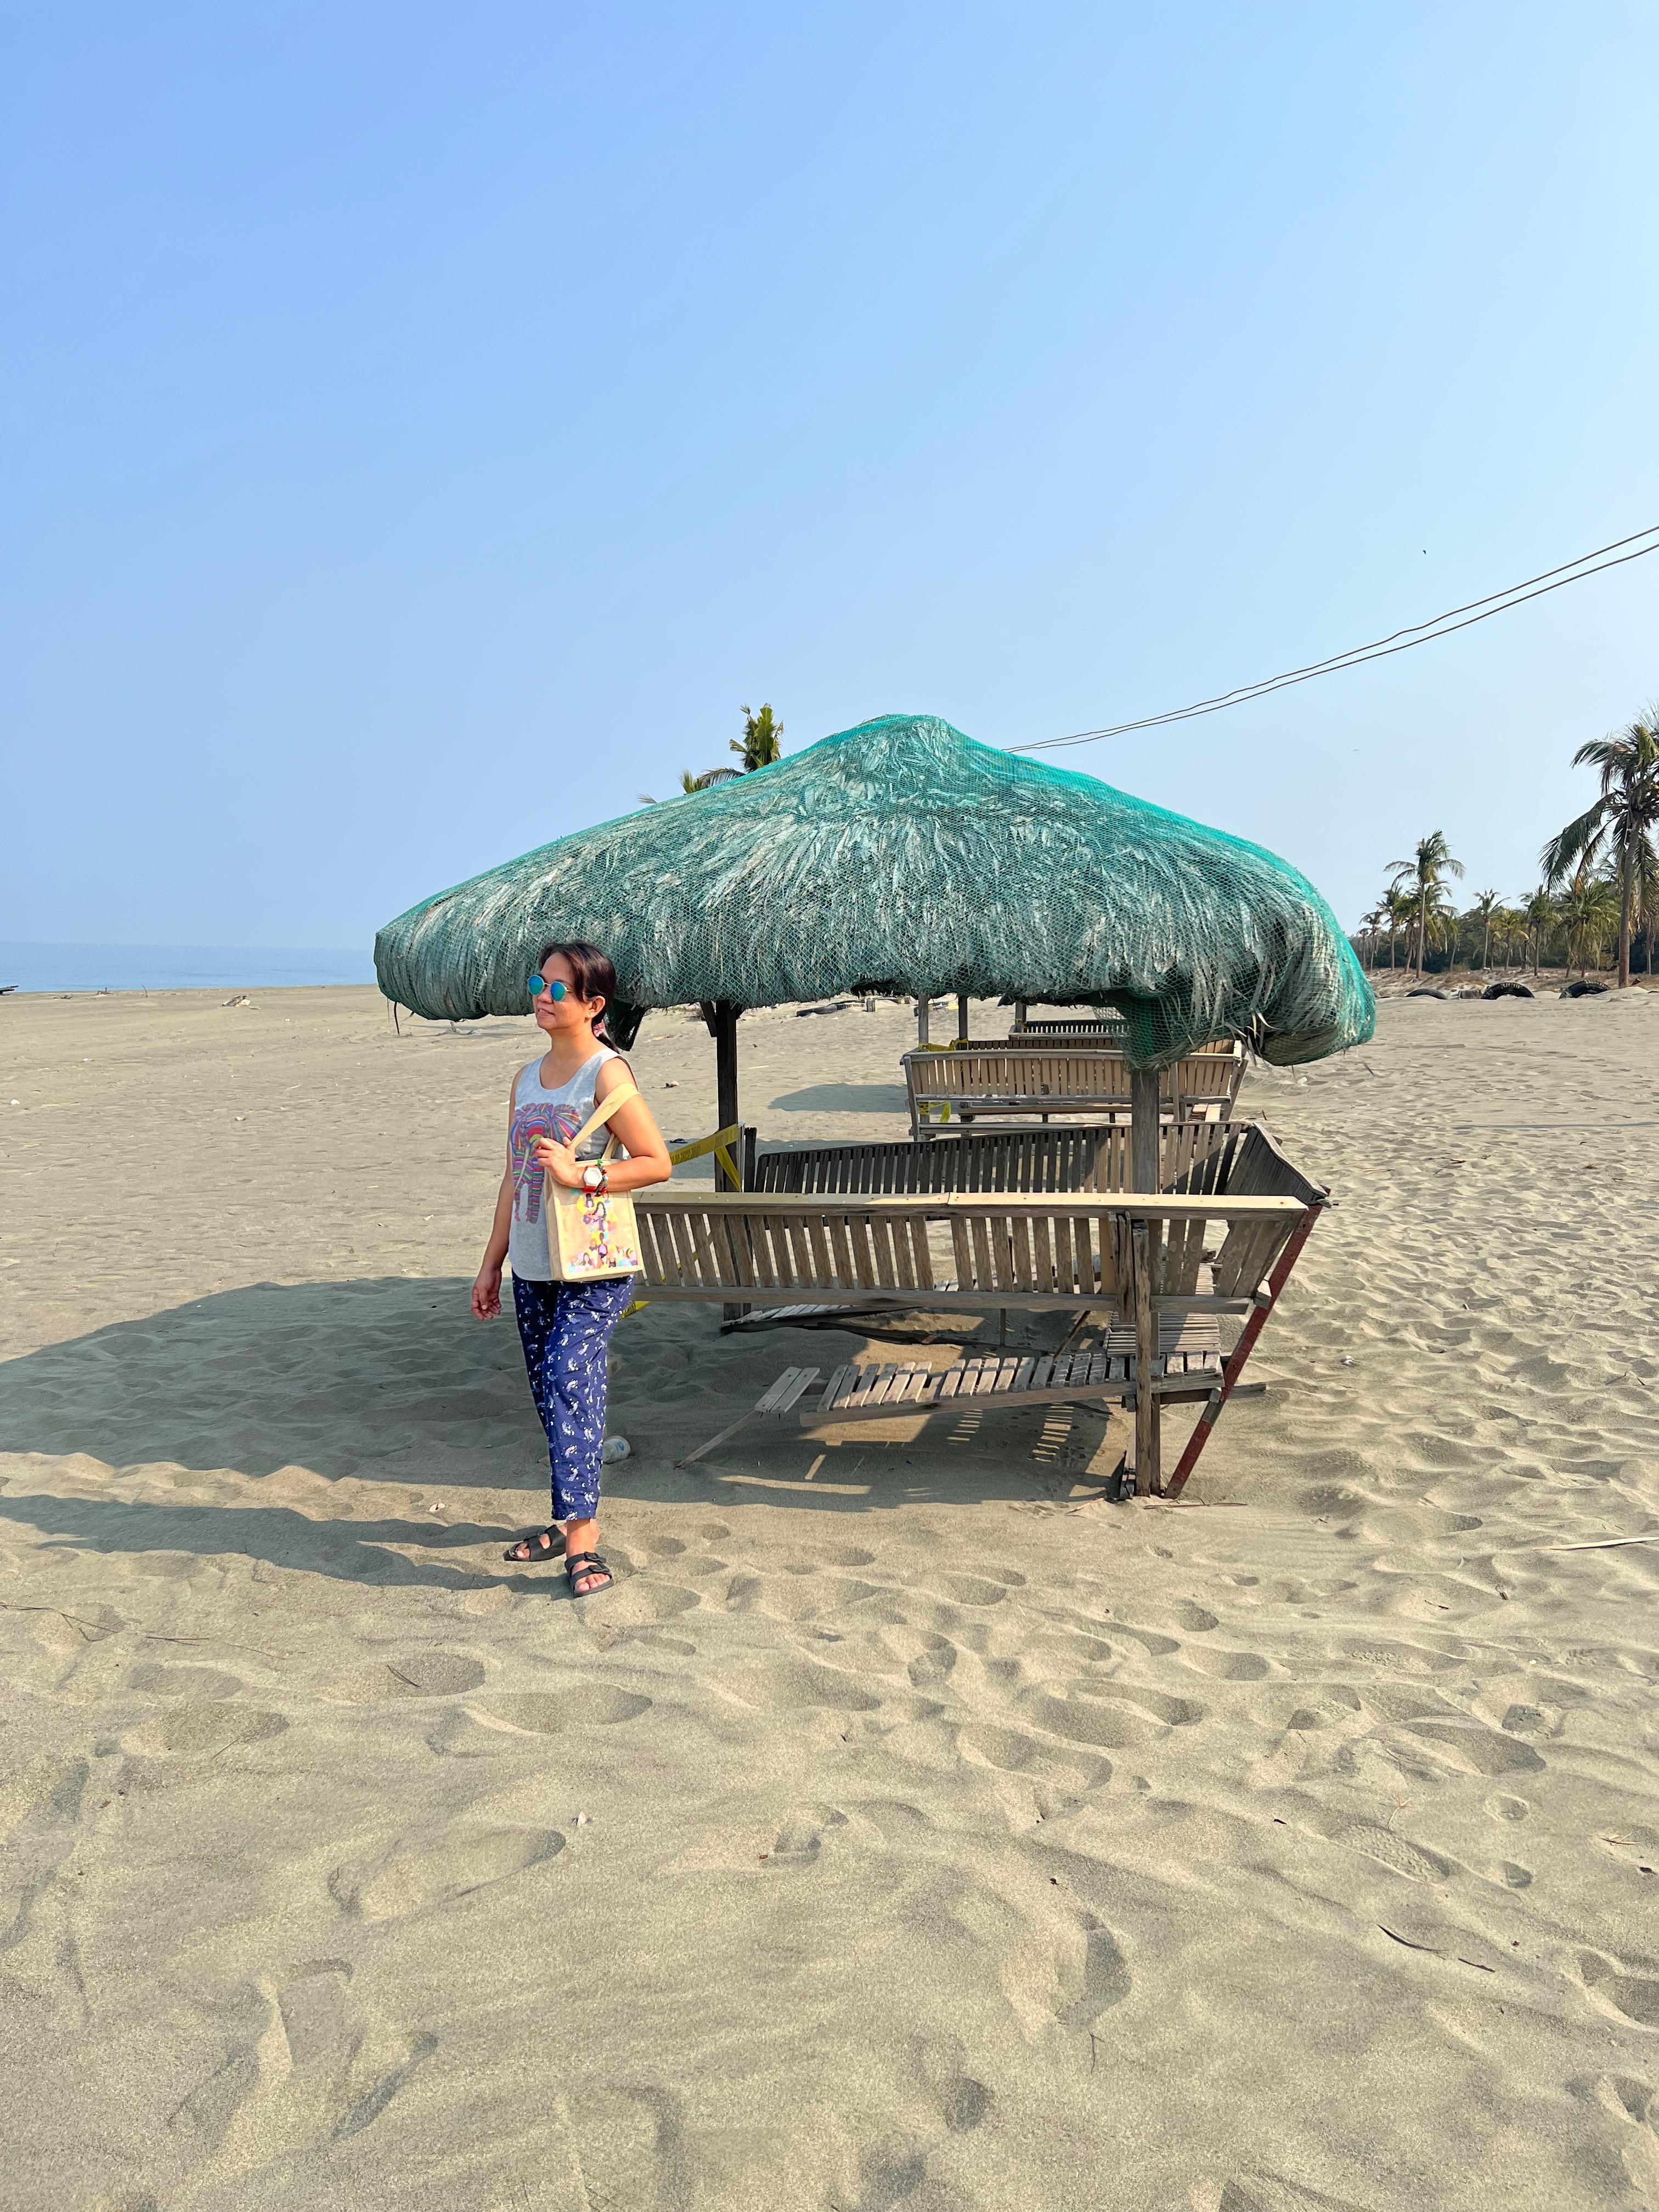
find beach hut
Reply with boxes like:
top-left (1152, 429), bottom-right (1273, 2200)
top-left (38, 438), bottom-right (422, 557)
top-left (376, 711), bottom-right (1373, 1186)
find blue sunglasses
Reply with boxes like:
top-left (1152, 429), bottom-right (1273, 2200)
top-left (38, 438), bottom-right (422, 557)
top-left (527, 975), bottom-right (568, 1001)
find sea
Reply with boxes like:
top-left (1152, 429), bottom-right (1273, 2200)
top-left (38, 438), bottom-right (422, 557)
top-left (0, 943), bottom-right (377, 994)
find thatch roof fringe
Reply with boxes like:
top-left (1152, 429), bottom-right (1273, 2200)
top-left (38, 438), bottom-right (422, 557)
top-left (375, 713), bottom-right (1374, 1067)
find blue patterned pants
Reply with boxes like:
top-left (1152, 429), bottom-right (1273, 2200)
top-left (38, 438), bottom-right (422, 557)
top-left (512, 1273), bottom-right (635, 1522)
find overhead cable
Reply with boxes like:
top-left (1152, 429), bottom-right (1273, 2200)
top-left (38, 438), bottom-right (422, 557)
top-left (1012, 524), bottom-right (1659, 755)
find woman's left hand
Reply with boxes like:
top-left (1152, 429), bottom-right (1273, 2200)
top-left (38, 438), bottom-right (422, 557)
top-left (534, 1136), bottom-right (585, 1190)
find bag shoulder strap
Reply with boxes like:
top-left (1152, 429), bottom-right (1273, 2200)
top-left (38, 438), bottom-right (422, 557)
top-left (568, 1077), bottom-right (641, 1155)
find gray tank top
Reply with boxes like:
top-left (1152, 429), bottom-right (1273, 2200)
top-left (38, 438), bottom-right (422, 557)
top-left (506, 1047), bottom-right (617, 1282)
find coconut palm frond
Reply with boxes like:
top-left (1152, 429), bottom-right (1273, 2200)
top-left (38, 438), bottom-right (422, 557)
top-left (1540, 797), bottom-right (1610, 885)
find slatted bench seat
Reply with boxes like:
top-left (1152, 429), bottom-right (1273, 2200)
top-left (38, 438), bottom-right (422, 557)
top-left (639, 1175), bottom-right (1326, 1494)
top-left (676, 1312), bottom-right (1234, 1469)
top-left (902, 1043), bottom-right (1246, 1139)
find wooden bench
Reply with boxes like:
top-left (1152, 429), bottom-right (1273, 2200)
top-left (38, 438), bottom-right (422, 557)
top-left (902, 1042), bottom-right (1246, 1138)
top-left (753, 1118), bottom-right (1254, 1197)
top-left (636, 1172), bottom-right (1324, 1494)
top-left (678, 1316), bottom-right (1238, 1471)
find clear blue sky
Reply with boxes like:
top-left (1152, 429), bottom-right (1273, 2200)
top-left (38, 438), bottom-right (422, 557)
top-left (5, 2), bottom-right (1656, 947)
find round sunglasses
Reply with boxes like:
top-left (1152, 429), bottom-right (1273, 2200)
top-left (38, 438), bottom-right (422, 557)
top-left (527, 975), bottom-right (568, 1001)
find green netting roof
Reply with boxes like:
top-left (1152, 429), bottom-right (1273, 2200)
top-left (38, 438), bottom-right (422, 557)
top-left (375, 712), bottom-right (1374, 1067)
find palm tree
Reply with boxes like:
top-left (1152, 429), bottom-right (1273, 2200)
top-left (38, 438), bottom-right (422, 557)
top-left (641, 701), bottom-right (785, 804)
top-left (1541, 710), bottom-right (1659, 988)
top-left (1556, 864), bottom-right (1618, 977)
top-left (1470, 888), bottom-right (1500, 973)
top-left (1488, 906), bottom-right (1520, 971)
top-left (1379, 883), bottom-right (1414, 969)
top-left (1521, 885), bottom-right (1554, 975)
top-left (732, 703), bottom-right (783, 774)
top-left (1387, 832), bottom-right (1464, 975)
top-left (1635, 837), bottom-right (1659, 977)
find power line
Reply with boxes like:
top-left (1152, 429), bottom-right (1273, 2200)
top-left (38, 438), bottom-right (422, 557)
top-left (1012, 524), bottom-right (1659, 755)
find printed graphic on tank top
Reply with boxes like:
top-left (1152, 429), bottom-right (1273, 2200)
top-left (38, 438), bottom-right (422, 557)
top-left (507, 1047), bottom-right (615, 1282)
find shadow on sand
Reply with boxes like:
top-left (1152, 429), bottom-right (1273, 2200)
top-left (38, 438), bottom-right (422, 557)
top-left (0, 1278), bottom-right (1110, 1590)
top-left (768, 1083), bottom-right (909, 1115)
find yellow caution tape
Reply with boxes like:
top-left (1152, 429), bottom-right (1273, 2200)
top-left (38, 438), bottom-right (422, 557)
top-left (668, 1121), bottom-right (741, 1186)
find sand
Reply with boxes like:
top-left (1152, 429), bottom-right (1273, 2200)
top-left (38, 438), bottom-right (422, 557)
top-left (3, 983), bottom-right (1658, 2211)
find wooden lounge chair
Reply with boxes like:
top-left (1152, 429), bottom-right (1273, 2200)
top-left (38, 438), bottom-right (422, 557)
top-left (902, 1042), bottom-right (1245, 1138)
top-left (637, 1156), bottom-right (1325, 1494)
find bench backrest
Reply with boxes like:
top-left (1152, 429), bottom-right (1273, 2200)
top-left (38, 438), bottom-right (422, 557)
top-left (752, 1119), bottom-right (1248, 1197)
top-left (1012, 1017), bottom-right (1126, 1038)
top-left (902, 1043), bottom-right (1246, 1127)
top-left (634, 1188), bottom-right (1311, 1314)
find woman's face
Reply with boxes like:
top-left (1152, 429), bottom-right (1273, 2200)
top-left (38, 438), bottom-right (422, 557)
top-left (533, 953), bottom-right (603, 1040)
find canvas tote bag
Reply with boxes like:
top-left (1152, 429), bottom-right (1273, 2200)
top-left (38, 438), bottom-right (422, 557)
top-left (544, 1080), bottom-right (645, 1283)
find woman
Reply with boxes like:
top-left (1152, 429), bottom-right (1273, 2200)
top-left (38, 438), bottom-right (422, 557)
top-left (472, 942), bottom-right (672, 1599)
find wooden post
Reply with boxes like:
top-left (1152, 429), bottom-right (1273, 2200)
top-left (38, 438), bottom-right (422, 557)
top-left (713, 1003), bottom-right (739, 1190)
top-left (1131, 1216), bottom-right (1160, 1496)
top-left (916, 995), bottom-right (931, 1047)
top-left (699, 1001), bottom-right (744, 1325)
top-left (956, 994), bottom-right (970, 1042)
top-left (1130, 1066), bottom-right (1159, 1192)
top-left (1014, 997), bottom-right (1028, 1030)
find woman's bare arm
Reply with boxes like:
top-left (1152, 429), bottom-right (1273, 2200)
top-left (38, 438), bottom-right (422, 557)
top-left (472, 1092), bottom-right (517, 1317)
top-left (534, 1054), bottom-right (673, 1193)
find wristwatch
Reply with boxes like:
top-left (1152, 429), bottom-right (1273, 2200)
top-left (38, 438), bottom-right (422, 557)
top-left (581, 1163), bottom-right (608, 1194)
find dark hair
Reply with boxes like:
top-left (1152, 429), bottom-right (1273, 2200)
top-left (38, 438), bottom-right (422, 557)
top-left (537, 940), bottom-right (618, 1042)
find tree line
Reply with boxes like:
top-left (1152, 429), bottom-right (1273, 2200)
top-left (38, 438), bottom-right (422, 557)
top-left (1353, 707), bottom-right (1659, 985)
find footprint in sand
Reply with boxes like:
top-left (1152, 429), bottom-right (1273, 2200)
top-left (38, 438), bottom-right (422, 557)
top-left (1566, 2072), bottom-right (1656, 2126)
top-left (1300, 1814), bottom-right (1458, 1884)
top-left (1018, 1680), bottom-right (1203, 1750)
top-left (1008, 1911), bottom-right (1131, 2036)
top-left (167, 1960), bottom-right (435, 2160)
top-left (765, 1803), bottom-right (848, 1867)
top-left (1113, 1624), bottom-right (1182, 1658)
top-left (331, 1825), bottom-right (566, 1921)
top-left (122, 1706), bottom-right (287, 1757)
top-left (610, 1581), bottom-right (701, 1623)
top-left (1580, 1952), bottom-right (1659, 2030)
top-left (909, 2042), bottom-right (995, 2135)
top-left (723, 1570), bottom-right (882, 1621)
top-left (721, 1661), bottom-right (882, 1713)
top-left (422, 1709), bottom-right (515, 1759)
top-left (1, 1755), bottom-right (89, 1958)
top-left (958, 1723), bottom-right (1111, 1794)
top-left (1401, 1718), bottom-right (1545, 1776)
top-left (798, 1542), bottom-right (878, 1569)
top-left (474, 1686), bottom-right (652, 1735)
top-left (1178, 1646), bottom-right (1272, 1681)
top-left (929, 1568), bottom-right (1026, 1606)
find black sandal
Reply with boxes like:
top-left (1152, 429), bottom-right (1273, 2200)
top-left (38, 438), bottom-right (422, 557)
top-left (565, 1550), bottom-right (614, 1600)
top-left (503, 1525), bottom-right (566, 1565)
